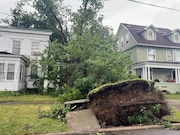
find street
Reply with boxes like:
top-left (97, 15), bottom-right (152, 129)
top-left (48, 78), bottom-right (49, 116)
top-left (106, 128), bottom-right (180, 135)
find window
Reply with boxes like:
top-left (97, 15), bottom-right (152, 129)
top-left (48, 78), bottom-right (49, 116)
top-left (176, 50), bottom-right (180, 61)
top-left (12, 40), bottom-right (21, 54)
top-left (174, 33), bottom-right (179, 43)
top-left (19, 65), bottom-right (25, 82)
top-left (31, 42), bottom-right (39, 55)
top-left (7, 64), bottom-right (15, 80)
top-left (148, 48), bottom-right (155, 61)
top-left (30, 65), bottom-right (38, 79)
top-left (0, 63), bottom-right (5, 81)
top-left (167, 50), bottom-right (173, 62)
top-left (147, 30), bottom-right (154, 40)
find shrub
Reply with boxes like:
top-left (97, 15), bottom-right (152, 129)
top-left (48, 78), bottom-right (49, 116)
top-left (127, 104), bottom-right (161, 125)
top-left (39, 104), bottom-right (70, 122)
top-left (0, 91), bottom-right (23, 97)
top-left (57, 85), bottom-right (82, 102)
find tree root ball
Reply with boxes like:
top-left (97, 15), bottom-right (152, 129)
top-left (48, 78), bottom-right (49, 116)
top-left (87, 79), bottom-right (170, 126)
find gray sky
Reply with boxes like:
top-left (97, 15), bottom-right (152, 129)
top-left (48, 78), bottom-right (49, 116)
top-left (1, 0), bottom-right (180, 34)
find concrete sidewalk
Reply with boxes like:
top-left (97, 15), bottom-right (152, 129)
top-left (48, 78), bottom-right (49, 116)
top-left (39, 123), bottom-right (180, 135)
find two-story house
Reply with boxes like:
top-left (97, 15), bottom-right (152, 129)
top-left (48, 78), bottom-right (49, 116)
top-left (0, 26), bottom-right (52, 91)
top-left (116, 23), bottom-right (180, 93)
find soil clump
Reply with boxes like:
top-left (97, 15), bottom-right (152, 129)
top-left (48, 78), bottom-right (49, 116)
top-left (80, 79), bottom-right (170, 126)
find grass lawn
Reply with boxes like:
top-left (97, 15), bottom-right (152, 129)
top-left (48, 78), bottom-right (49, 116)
top-left (0, 95), bottom-right (57, 102)
top-left (0, 104), bottom-right (68, 135)
top-left (0, 93), bottom-right (180, 135)
top-left (165, 93), bottom-right (180, 99)
top-left (163, 109), bottom-right (180, 123)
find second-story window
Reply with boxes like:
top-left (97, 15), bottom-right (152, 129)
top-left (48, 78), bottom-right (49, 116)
top-left (0, 63), bottom-right (5, 81)
top-left (12, 40), bottom-right (21, 54)
top-left (148, 48), bottom-right (155, 61)
top-left (31, 42), bottom-right (40, 55)
top-left (167, 50), bottom-right (173, 62)
top-left (176, 50), bottom-right (180, 61)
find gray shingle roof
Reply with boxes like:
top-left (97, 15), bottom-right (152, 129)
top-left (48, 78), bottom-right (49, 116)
top-left (122, 23), bottom-right (180, 47)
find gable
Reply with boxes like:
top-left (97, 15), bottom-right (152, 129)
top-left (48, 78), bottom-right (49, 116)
top-left (120, 23), bottom-right (180, 48)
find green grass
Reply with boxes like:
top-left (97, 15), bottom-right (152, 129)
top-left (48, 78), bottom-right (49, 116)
top-left (0, 95), bottom-right (57, 102)
top-left (165, 93), bottom-right (180, 99)
top-left (163, 109), bottom-right (180, 123)
top-left (0, 104), bottom-right (68, 135)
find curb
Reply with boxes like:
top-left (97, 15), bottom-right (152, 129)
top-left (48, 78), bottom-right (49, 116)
top-left (39, 123), bottom-right (180, 135)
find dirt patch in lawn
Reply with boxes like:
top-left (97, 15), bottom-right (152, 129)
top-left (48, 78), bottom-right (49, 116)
top-left (167, 99), bottom-right (180, 111)
top-left (77, 79), bottom-right (170, 126)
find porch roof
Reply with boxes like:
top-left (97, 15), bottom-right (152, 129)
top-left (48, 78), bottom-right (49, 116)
top-left (0, 51), bottom-right (29, 62)
top-left (133, 61), bottom-right (180, 69)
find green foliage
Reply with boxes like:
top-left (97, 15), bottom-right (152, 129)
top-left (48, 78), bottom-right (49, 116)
top-left (58, 85), bottom-right (82, 102)
top-left (39, 104), bottom-right (70, 122)
top-left (0, 91), bottom-right (23, 97)
top-left (127, 104), bottom-right (161, 125)
top-left (5, 0), bottom-right (135, 99)
top-left (153, 89), bottom-right (159, 95)
top-left (4, 0), bottom-right (70, 43)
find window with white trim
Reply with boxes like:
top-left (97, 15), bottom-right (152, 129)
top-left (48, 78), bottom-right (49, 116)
top-left (31, 42), bottom-right (40, 55)
top-left (148, 48), bottom-right (155, 61)
top-left (147, 30), bottom-right (154, 40)
top-left (174, 33), bottom-right (179, 43)
top-left (12, 40), bottom-right (21, 54)
top-left (0, 63), bottom-right (5, 81)
top-left (167, 50), bottom-right (173, 62)
top-left (176, 50), bottom-right (180, 61)
top-left (7, 64), bottom-right (15, 80)
top-left (19, 65), bottom-right (25, 82)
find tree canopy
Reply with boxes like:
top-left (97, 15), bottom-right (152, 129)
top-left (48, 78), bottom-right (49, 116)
top-left (3, 0), bottom-right (135, 99)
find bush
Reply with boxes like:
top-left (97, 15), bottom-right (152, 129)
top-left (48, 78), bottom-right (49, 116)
top-left (0, 91), bottom-right (23, 97)
top-left (127, 104), bottom-right (161, 125)
top-left (58, 86), bottom-right (82, 102)
top-left (39, 104), bottom-right (70, 122)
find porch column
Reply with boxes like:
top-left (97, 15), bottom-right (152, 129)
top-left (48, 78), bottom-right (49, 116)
top-left (175, 68), bottom-right (178, 83)
top-left (143, 66), bottom-right (147, 80)
top-left (147, 66), bottom-right (151, 81)
top-left (178, 68), bottom-right (180, 83)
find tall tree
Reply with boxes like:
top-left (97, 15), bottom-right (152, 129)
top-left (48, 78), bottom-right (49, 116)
top-left (3, 0), bottom-right (70, 44)
top-left (71, 0), bottom-right (107, 36)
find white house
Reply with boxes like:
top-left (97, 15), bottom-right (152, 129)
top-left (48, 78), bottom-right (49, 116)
top-left (0, 26), bottom-right (52, 91)
top-left (0, 52), bottom-right (29, 91)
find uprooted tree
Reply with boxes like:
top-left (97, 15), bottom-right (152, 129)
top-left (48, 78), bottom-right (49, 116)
top-left (85, 79), bottom-right (170, 126)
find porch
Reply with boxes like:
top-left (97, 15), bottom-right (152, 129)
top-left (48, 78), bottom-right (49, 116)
top-left (133, 61), bottom-right (180, 93)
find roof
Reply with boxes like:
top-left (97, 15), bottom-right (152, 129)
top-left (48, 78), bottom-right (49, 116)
top-left (0, 51), bottom-right (29, 62)
top-left (121, 23), bottom-right (180, 48)
top-left (0, 25), bottom-right (53, 36)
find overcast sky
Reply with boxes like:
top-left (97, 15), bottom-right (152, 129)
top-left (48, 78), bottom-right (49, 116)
top-left (0, 0), bottom-right (180, 34)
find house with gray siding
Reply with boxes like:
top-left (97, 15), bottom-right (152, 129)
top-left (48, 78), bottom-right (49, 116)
top-left (116, 23), bottom-right (180, 93)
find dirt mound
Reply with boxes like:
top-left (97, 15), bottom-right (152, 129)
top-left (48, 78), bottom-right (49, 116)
top-left (86, 79), bottom-right (170, 126)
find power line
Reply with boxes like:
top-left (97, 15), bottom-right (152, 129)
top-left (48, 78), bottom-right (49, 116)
top-left (128, 0), bottom-right (180, 12)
